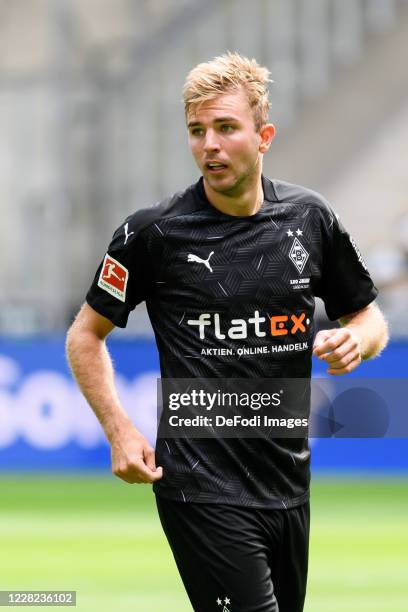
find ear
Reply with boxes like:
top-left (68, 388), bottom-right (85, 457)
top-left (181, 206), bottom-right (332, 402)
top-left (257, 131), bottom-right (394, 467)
top-left (259, 123), bottom-right (276, 154)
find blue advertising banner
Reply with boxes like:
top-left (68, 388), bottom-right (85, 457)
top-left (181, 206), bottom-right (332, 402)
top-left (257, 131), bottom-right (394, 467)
top-left (311, 341), bottom-right (408, 471)
top-left (0, 337), bottom-right (407, 471)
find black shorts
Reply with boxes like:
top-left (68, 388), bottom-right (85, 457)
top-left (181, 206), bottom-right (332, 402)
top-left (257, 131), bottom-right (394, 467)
top-left (156, 495), bottom-right (310, 612)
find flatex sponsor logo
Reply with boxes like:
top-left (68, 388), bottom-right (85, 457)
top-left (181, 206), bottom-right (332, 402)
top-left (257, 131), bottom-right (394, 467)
top-left (187, 311), bottom-right (310, 340)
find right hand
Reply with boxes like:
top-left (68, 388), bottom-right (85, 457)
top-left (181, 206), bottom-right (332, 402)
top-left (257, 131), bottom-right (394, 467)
top-left (110, 427), bottom-right (163, 484)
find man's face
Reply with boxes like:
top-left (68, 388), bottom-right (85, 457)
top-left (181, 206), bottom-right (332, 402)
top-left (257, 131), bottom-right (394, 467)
top-left (187, 89), bottom-right (265, 197)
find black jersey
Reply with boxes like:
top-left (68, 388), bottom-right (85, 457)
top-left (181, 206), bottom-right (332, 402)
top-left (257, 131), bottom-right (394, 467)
top-left (86, 176), bottom-right (377, 508)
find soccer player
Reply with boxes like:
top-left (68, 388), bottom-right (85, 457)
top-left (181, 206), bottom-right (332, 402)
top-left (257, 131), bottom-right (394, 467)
top-left (66, 53), bottom-right (388, 612)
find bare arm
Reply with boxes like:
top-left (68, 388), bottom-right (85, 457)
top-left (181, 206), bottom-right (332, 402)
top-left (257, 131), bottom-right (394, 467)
top-left (66, 303), bottom-right (162, 483)
top-left (313, 302), bottom-right (389, 375)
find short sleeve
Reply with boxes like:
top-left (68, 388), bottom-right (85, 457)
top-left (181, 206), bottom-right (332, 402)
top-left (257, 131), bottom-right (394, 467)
top-left (86, 216), bottom-right (153, 327)
top-left (316, 207), bottom-right (378, 321)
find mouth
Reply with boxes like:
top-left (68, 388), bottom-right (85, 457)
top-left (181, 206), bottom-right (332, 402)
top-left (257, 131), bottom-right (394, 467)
top-left (205, 161), bottom-right (228, 173)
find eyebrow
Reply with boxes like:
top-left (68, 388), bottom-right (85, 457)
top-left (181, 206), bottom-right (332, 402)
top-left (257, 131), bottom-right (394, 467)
top-left (187, 116), bottom-right (239, 128)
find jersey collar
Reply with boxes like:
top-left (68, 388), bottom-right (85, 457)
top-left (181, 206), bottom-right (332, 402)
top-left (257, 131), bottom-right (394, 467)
top-left (194, 175), bottom-right (278, 215)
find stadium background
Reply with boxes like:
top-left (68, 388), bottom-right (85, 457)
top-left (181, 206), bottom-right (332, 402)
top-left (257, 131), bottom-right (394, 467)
top-left (1, 1), bottom-right (407, 610)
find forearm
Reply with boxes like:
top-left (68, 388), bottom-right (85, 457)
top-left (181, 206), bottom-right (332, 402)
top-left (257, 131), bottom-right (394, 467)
top-left (66, 329), bottom-right (133, 443)
top-left (339, 303), bottom-right (389, 360)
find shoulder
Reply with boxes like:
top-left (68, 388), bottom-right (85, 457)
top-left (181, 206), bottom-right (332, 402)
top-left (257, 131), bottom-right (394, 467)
top-left (264, 177), bottom-right (336, 229)
top-left (109, 181), bottom-right (202, 251)
top-left (270, 178), bottom-right (331, 210)
top-left (127, 182), bottom-right (201, 233)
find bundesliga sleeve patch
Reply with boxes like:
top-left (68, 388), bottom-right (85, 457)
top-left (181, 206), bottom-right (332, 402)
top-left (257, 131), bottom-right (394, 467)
top-left (97, 254), bottom-right (129, 302)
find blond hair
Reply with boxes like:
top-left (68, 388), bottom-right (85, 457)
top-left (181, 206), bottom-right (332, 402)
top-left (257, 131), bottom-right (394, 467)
top-left (183, 51), bottom-right (271, 131)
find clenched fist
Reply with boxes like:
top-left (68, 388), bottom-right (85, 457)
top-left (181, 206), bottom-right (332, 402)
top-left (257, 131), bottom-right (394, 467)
top-left (313, 327), bottom-right (363, 375)
top-left (110, 428), bottom-right (163, 484)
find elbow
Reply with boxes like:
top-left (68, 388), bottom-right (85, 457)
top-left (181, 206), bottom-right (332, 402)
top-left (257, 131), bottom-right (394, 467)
top-left (377, 304), bottom-right (390, 353)
top-left (380, 317), bottom-right (390, 353)
top-left (369, 313), bottom-right (389, 360)
top-left (65, 318), bottom-right (106, 363)
top-left (369, 302), bottom-right (390, 357)
top-left (65, 322), bottom-right (80, 365)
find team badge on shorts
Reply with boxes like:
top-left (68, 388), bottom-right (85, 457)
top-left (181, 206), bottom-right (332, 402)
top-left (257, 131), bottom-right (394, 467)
top-left (98, 254), bottom-right (128, 302)
top-left (289, 238), bottom-right (309, 274)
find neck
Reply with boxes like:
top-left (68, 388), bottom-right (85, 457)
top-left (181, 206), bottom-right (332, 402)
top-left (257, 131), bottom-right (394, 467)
top-left (203, 165), bottom-right (264, 217)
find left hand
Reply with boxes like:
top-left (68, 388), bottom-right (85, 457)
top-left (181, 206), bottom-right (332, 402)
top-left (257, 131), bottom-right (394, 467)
top-left (312, 328), bottom-right (362, 375)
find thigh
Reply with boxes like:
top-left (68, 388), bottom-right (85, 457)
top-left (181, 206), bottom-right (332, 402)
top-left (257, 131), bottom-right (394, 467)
top-left (156, 496), bottom-right (281, 612)
top-left (269, 503), bottom-right (310, 612)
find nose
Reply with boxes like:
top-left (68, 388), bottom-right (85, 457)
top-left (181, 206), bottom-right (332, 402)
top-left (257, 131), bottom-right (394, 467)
top-left (203, 129), bottom-right (221, 153)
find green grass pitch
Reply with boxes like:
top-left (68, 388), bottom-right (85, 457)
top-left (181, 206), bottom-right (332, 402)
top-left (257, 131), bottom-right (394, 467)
top-left (1, 475), bottom-right (407, 611)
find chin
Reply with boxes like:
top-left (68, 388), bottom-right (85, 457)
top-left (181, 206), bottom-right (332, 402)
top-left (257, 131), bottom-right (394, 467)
top-left (205, 174), bottom-right (238, 193)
